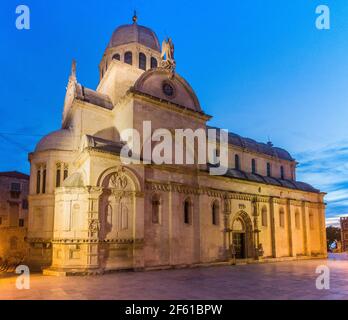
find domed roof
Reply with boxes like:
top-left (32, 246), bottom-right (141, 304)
top-left (35, 129), bottom-right (76, 152)
top-left (108, 23), bottom-right (160, 52)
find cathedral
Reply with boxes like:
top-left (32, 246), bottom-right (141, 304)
top-left (27, 15), bottom-right (327, 275)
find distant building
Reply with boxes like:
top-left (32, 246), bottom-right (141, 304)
top-left (340, 217), bottom-right (348, 251)
top-left (0, 171), bottom-right (29, 262)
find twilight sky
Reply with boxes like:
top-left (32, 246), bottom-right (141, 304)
top-left (0, 0), bottom-right (347, 226)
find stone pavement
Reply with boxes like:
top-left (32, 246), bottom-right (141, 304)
top-left (1, 255), bottom-right (348, 300)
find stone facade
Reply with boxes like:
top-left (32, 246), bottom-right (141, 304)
top-left (340, 217), bottom-right (348, 251)
top-left (0, 171), bottom-right (29, 265)
top-left (26, 17), bottom-right (327, 275)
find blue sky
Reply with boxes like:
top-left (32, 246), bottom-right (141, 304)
top-left (0, 0), bottom-right (347, 226)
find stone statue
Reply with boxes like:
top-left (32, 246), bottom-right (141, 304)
top-left (161, 37), bottom-right (176, 72)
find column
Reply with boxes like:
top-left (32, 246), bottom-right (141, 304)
top-left (269, 197), bottom-right (277, 258)
top-left (301, 201), bottom-right (310, 256)
top-left (133, 191), bottom-right (145, 270)
top-left (318, 203), bottom-right (327, 256)
top-left (223, 195), bottom-right (231, 260)
top-left (86, 187), bottom-right (103, 270)
top-left (287, 200), bottom-right (295, 257)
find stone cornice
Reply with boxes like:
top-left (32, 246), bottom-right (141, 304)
top-left (145, 180), bottom-right (324, 208)
top-left (51, 238), bottom-right (144, 244)
top-left (129, 89), bottom-right (212, 122)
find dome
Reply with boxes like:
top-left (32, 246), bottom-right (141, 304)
top-left (35, 129), bottom-right (76, 152)
top-left (107, 23), bottom-right (160, 52)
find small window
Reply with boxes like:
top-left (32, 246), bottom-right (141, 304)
top-left (280, 166), bottom-right (285, 180)
top-left (184, 199), bottom-right (192, 224)
top-left (22, 199), bottom-right (28, 210)
top-left (63, 165), bottom-right (68, 180)
top-left (152, 194), bottom-right (161, 224)
top-left (252, 159), bottom-right (257, 174)
top-left (19, 219), bottom-right (24, 227)
top-left (42, 168), bottom-right (47, 194)
top-left (139, 52), bottom-right (147, 70)
top-left (124, 51), bottom-right (133, 65)
top-left (36, 169), bottom-right (41, 194)
top-left (212, 201), bottom-right (219, 225)
top-left (267, 163), bottom-right (272, 177)
top-left (10, 183), bottom-right (21, 192)
top-left (235, 154), bottom-right (240, 170)
top-left (261, 206), bottom-right (267, 227)
top-left (56, 164), bottom-right (61, 188)
top-left (112, 53), bottom-right (120, 61)
top-left (279, 208), bottom-right (285, 227)
top-left (151, 57), bottom-right (158, 68)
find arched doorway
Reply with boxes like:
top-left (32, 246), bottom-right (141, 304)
top-left (230, 211), bottom-right (254, 259)
top-left (232, 218), bottom-right (246, 259)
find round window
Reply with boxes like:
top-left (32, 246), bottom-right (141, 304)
top-left (162, 82), bottom-right (175, 97)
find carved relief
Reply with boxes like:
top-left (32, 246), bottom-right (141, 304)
top-left (88, 219), bottom-right (100, 237)
top-left (110, 168), bottom-right (128, 190)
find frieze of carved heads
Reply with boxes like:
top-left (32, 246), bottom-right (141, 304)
top-left (110, 168), bottom-right (128, 190)
top-left (52, 238), bottom-right (144, 244)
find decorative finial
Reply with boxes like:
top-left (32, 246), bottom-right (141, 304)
top-left (267, 136), bottom-right (273, 147)
top-left (70, 59), bottom-right (77, 82)
top-left (132, 10), bottom-right (137, 24)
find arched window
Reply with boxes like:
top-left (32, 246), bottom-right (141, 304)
top-left (267, 163), bottom-right (272, 177)
top-left (184, 198), bottom-right (192, 224)
top-left (56, 163), bottom-right (61, 187)
top-left (42, 166), bottom-right (46, 194)
top-left (279, 208), bottom-right (285, 227)
top-left (124, 51), bottom-right (133, 65)
top-left (152, 194), bottom-right (161, 224)
top-left (63, 164), bottom-right (68, 181)
top-left (235, 154), bottom-right (240, 170)
top-left (151, 57), bottom-right (158, 68)
top-left (280, 166), bottom-right (285, 180)
top-left (36, 167), bottom-right (41, 194)
top-left (112, 53), bottom-right (120, 61)
top-left (261, 206), bottom-right (267, 227)
top-left (139, 52), bottom-right (147, 70)
top-left (212, 200), bottom-right (219, 225)
top-left (252, 159), bottom-right (257, 174)
top-left (295, 210), bottom-right (300, 229)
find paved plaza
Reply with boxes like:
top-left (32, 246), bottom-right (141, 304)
top-left (1, 254), bottom-right (348, 300)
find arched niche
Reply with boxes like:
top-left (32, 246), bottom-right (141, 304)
top-left (97, 166), bottom-right (141, 192)
top-left (97, 166), bottom-right (141, 240)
